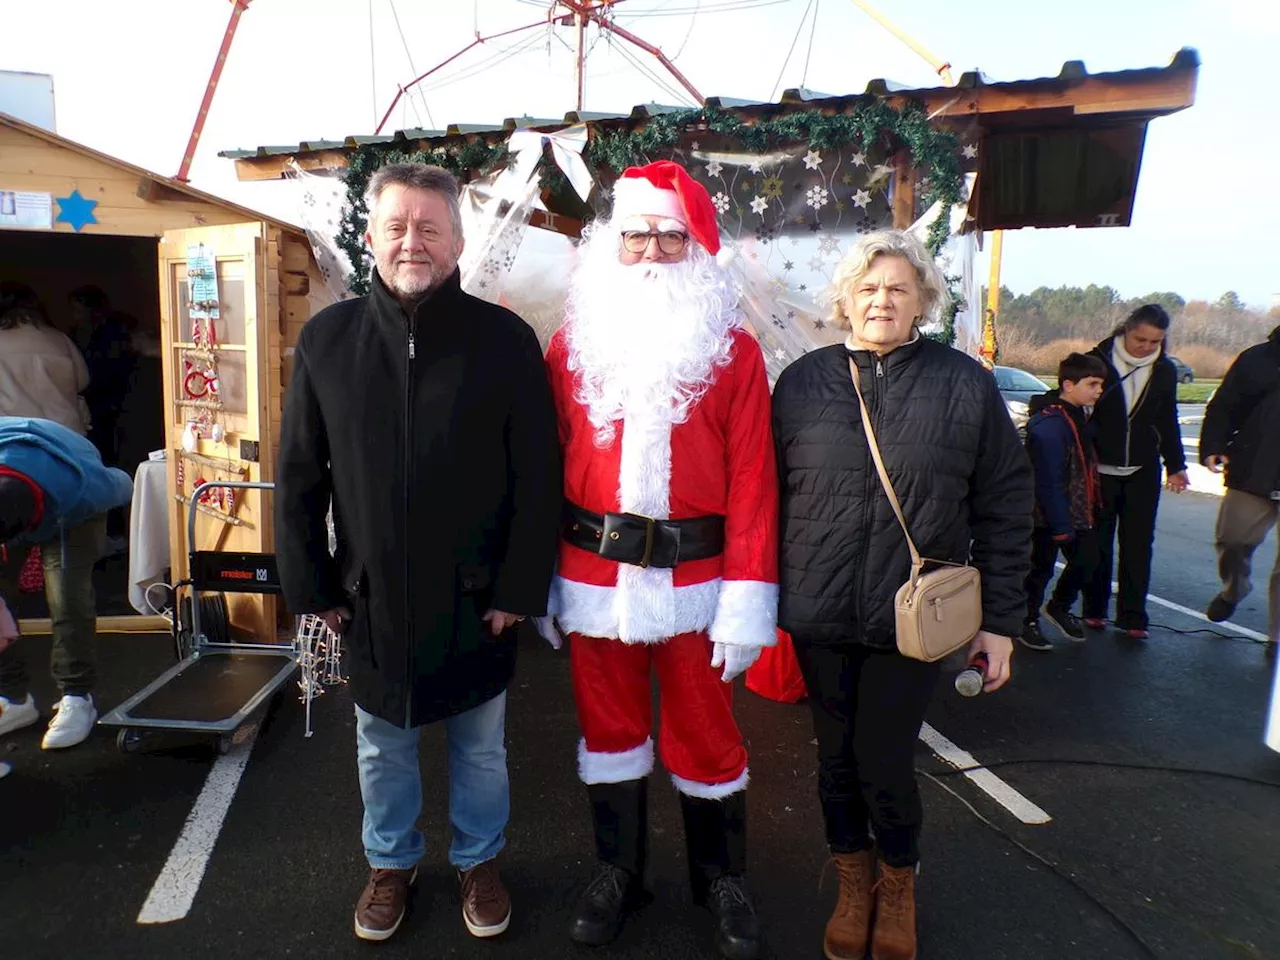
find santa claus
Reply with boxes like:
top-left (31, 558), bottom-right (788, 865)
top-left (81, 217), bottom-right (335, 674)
top-left (540, 160), bottom-right (778, 960)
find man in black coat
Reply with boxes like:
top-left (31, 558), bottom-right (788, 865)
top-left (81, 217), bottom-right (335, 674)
top-left (1082, 305), bottom-right (1188, 638)
top-left (275, 163), bottom-right (561, 944)
top-left (1200, 326), bottom-right (1280, 642)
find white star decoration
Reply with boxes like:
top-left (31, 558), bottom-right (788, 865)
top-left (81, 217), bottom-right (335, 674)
top-left (749, 195), bottom-right (769, 216)
top-left (850, 151), bottom-right (867, 167)
top-left (706, 159), bottom-right (724, 177)
top-left (747, 157), bottom-right (764, 174)
top-left (852, 189), bottom-right (872, 209)
top-left (962, 143), bottom-right (978, 159)
top-left (808, 255), bottom-right (825, 271)
top-left (773, 347), bottom-right (788, 362)
top-left (818, 233), bottom-right (841, 255)
top-left (803, 149), bottom-right (822, 170)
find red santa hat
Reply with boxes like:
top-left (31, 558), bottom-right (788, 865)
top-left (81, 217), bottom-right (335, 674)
top-left (612, 160), bottom-right (735, 266)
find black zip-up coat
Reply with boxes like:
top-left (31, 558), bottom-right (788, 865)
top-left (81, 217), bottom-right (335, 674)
top-left (773, 337), bottom-right (1033, 648)
top-left (1201, 327), bottom-right (1280, 499)
top-left (275, 270), bottom-right (562, 727)
top-left (1087, 337), bottom-right (1185, 473)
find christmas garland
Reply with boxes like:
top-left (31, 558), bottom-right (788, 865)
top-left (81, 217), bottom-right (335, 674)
top-left (335, 101), bottom-right (964, 320)
top-left (336, 140), bottom-right (509, 296)
top-left (583, 101), bottom-right (963, 253)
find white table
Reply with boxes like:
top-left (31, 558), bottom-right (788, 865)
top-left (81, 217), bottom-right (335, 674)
top-left (128, 458), bottom-right (171, 614)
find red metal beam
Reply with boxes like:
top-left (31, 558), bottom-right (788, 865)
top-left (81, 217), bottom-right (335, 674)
top-left (177, 0), bottom-right (253, 182)
top-left (592, 14), bottom-right (705, 105)
top-left (374, 18), bottom-right (549, 135)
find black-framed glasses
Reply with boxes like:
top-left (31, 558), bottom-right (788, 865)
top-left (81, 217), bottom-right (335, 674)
top-left (620, 229), bottom-right (688, 255)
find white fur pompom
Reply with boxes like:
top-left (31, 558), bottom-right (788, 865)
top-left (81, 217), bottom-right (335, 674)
top-left (715, 245), bottom-right (737, 268)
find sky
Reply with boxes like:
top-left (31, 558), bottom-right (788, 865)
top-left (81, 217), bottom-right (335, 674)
top-left (4, 0), bottom-right (1277, 308)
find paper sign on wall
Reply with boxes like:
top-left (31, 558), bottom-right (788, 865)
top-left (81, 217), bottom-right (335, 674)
top-left (0, 190), bottom-right (53, 229)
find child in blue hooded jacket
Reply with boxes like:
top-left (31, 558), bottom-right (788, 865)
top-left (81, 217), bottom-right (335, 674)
top-left (0, 416), bottom-right (132, 750)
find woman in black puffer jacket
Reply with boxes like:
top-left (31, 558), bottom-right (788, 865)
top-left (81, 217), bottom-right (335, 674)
top-left (773, 230), bottom-right (1032, 960)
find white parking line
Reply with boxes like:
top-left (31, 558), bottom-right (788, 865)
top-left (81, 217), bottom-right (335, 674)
top-left (136, 730), bottom-right (259, 924)
top-left (918, 722), bottom-right (1053, 824)
top-left (1054, 563), bottom-right (1271, 643)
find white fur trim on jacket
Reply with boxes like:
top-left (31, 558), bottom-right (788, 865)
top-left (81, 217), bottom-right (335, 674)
top-left (578, 737), bottom-right (656, 784)
top-left (708, 580), bottom-right (779, 649)
top-left (553, 576), bottom-right (722, 643)
top-left (612, 177), bottom-right (685, 224)
top-left (671, 767), bottom-right (750, 799)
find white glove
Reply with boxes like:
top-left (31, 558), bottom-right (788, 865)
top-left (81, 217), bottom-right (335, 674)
top-left (535, 616), bottom-right (563, 650)
top-left (711, 642), bottom-right (763, 683)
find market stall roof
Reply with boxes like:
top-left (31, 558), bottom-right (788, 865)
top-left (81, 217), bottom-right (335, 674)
top-left (221, 49), bottom-right (1197, 176)
top-left (0, 110), bottom-right (304, 234)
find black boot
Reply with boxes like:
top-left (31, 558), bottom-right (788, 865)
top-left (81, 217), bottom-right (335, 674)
top-left (680, 791), bottom-right (761, 960)
top-left (568, 779), bottom-right (648, 946)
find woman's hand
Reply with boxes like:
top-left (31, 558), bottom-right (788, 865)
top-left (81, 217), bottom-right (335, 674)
top-left (966, 630), bottom-right (1013, 692)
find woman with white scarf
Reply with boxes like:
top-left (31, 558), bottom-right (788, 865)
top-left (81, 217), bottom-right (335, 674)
top-left (1075, 305), bottom-right (1188, 639)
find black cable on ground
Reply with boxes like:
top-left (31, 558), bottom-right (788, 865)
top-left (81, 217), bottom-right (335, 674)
top-left (921, 758), bottom-right (1280, 790)
top-left (920, 771), bottom-right (1161, 959)
top-left (1147, 620), bottom-right (1272, 643)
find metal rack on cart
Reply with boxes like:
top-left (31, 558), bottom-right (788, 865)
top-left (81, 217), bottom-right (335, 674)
top-left (99, 480), bottom-right (298, 754)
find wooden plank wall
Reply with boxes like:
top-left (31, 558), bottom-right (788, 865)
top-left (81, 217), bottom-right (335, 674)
top-left (0, 127), bottom-right (249, 236)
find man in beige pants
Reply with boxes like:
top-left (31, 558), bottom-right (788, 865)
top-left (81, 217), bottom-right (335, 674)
top-left (1200, 326), bottom-right (1280, 643)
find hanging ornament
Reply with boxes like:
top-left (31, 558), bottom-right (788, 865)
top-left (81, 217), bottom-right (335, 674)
top-left (211, 422), bottom-right (225, 443)
top-left (182, 421), bottom-right (199, 452)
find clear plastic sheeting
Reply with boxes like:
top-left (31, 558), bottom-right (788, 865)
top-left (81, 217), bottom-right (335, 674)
top-left (287, 162), bottom-right (358, 303)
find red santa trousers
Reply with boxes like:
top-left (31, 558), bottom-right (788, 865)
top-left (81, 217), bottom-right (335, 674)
top-left (570, 629), bottom-right (749, 797)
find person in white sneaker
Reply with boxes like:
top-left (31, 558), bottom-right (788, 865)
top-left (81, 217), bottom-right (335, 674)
top-left (0, 415), bottom-right (132, 750)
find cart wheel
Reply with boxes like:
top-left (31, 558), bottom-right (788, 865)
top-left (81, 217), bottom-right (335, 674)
top-left (117, 728), bottom-right (143, 754)
top-left (216, 734), bottom-right (234, 756)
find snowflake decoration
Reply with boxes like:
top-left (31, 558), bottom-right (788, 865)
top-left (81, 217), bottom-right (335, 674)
top-left (798, 283), bottom-right (808, 292)
top-left (770, 314), bottom-right (786, 330)
top-left (749, 195), bottom-right (769, 216)
top-left (852, 189), bottom-right (872, 209)
top-left (783, 260), bottom-right (795, 271)
top-left (813, 317), bottom-right (827, 330)
top-left (713, 192), bottom-right (731, 214)
top-left (806, 185), bottom-right (830, 210)
top-left (747, 157), bottom-right (764, 174)
top-left (706, 159), bottom-right (724, 177)
top-left (754, 224), bottom-right (778, 245)
top-left (786, 310), bottom-right (796, 319)
top-left (773, 347), bottom-right (788, 362)
top-left (794, 214), bottom-right (807, 225)
top-left (789, 237), bottom-right (800, 247)
top-left (808, 256), bottom-right (825, 271)
top-left (835, 200), bottom-right (847, 213)
top-left (841, 173), bottom-right (856, 186)
top-left (803, 149), bottom-right (823, 170)
top-left (761, 176), bottom-right (784, 199)
top-left (740, 180), bottom-right (753, 193)
top-left (818, 233), bottom-right (841, 256)
top-left (962, 143), bottom-right (978, 159)
top-left (850, 151), bottom-right (867, 167)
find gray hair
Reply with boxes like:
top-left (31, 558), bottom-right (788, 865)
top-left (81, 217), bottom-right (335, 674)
top-left (364, 162), bottom-right (463, 239)
top-left (825, 229), bottom-right (947, 329)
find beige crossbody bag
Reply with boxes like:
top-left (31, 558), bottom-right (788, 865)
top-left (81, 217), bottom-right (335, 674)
top-left (849, 358), bottom-right (982, 661)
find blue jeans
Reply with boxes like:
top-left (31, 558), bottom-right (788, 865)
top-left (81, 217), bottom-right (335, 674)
top-left (355, 691), bottom-right (509, 871)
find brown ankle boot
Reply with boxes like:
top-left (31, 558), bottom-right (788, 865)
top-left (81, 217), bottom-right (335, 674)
top-left (870, 861), bottom-right (917, 960)
top-left (823, 850), bottom-right (875, 960)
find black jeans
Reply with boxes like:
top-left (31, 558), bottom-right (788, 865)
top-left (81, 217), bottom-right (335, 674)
top-left (1026, 527), bottom-right (1098, 622)
top-left (792, 637), bottom-right (941, 868)
top-left (1085, 467), bottom-right (1162, 629)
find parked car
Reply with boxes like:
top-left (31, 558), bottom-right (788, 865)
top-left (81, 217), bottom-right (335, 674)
top-left (1167, 355), bottom-right (1195, 383)
top-left (993, 365), bottom-right (1050, 436)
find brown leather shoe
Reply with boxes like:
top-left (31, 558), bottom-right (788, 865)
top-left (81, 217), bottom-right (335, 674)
top-left (459, 859), bottom-right (511, 938)
top-left (353, 866), bottom-right (417, 941)
top-left (870, 861), bottom-right (917, 960)
top-left (824, 850), bottom-right (875, 960)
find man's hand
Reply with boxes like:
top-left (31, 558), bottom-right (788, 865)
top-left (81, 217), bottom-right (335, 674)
top-left (710, 642), bottom-right (763, 683)
top-left (1203, 455), bottom-right (1228, 474)
top-left (482, 609), bottom-right (525, 637)
top-left (1166, 470), bottom-right (1190, 493)
top-left (966, 630), bottom-right (1013, 693)
top-left (320, 607), bottom-right (351, 635)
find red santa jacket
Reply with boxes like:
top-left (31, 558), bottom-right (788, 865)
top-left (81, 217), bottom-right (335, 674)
top-left (544, 325), bottom-right (778, 647)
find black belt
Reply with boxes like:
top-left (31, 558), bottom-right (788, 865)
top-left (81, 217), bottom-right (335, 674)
top-left (563, 502), bottom-right (725, 569)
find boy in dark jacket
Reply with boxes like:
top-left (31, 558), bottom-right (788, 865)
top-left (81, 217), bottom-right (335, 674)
top-left (1020, 354), bottom-right (1108, 650)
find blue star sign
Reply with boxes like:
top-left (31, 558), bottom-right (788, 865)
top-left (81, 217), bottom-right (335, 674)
top-left (55, 190), bottom-right (98, 232)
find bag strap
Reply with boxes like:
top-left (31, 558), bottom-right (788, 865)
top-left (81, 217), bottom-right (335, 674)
top-left (848, 356), bottom-right (923, 571)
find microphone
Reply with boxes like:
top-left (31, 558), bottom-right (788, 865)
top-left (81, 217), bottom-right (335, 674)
top-left (954, 652), bottom-right (989, 698)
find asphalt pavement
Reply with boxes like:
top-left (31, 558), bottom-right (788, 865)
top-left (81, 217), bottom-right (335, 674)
top-left (2, 489), bottom-right (1277, 960)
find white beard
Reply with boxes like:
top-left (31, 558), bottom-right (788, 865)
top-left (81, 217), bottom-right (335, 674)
top-left (563, 221), bottom-right (742, 449)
